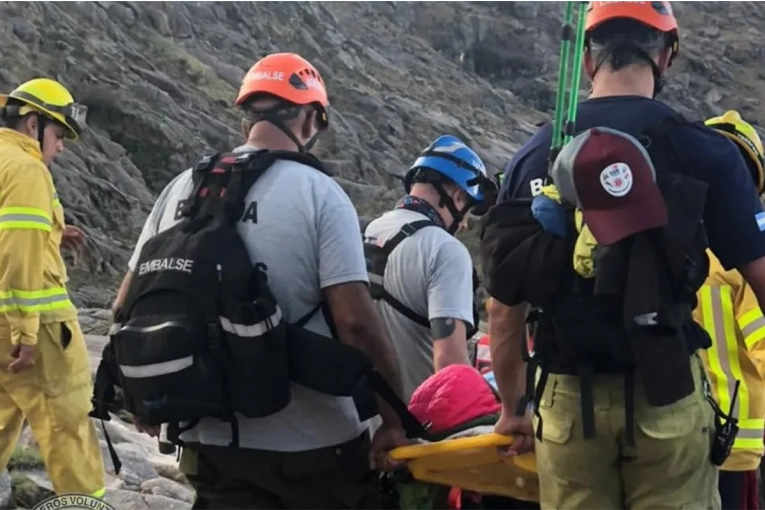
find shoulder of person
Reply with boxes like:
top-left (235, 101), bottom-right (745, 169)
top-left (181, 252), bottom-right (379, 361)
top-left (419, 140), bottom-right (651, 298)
top-left (273, 158), bottom-right (351, 202)
top-left (430, 233), bottom-right (472, 268)
top-left (668, 119), bottom-right (740, 168)
top-left (0, 147), bottom-right (48, 176)
top-left (157, 168), bottom-right (194, 204)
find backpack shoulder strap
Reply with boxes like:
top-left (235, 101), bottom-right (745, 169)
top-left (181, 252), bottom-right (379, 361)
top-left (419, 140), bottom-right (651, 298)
top-left (181, 149), bottom-right (295, 224)
top-left (262, 150), bottom-right (333, 177)
top-left (375, 220), bottom-right (439, 329)
top-left (180, 152), bottom-right (221, 219)
top-left (638, 112), bottom-right (689, 150)
top-left (183, 149), bottom-right (332, 217)
top-left (380, 220), bottom-right (436, 255)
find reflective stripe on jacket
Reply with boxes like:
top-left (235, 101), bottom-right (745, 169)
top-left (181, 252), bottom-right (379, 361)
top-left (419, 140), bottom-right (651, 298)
top-left (694, 250), bottom-right (765, 471)
top-left (0, 128), bottom-right (76, 346)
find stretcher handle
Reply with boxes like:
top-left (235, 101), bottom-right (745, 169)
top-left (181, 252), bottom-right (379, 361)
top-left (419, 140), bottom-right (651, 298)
top-left (388, 432), bottom-right (514, 460)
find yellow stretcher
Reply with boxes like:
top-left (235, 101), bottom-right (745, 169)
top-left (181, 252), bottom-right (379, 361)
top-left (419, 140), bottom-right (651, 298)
top-left (389, 433), bottom-right (540, 503)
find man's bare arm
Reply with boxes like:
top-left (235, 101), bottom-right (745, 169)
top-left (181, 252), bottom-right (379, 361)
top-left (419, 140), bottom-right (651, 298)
top-left (488, 299), bottom-right (529, 413)
top-left (739, 257), bottom-right (765, 313)
top-left (112, 270), bottom-right (133, 316)
top-left (113, 270), bottom-right (133, 314)
top-left (324, 281), bottom-right (404, 425)
top-left (431, 318), bottom-right (471, 371)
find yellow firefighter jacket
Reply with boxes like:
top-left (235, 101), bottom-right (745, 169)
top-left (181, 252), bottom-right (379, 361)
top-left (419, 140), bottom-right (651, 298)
top-left (0, 128), bottom-right (76, 346)
top-left (693, 250), bottom-right (765, 471)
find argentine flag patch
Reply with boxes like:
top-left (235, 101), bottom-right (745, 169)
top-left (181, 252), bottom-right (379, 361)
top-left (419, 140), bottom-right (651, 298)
top-left (757, 212), bottom-right (765, 232)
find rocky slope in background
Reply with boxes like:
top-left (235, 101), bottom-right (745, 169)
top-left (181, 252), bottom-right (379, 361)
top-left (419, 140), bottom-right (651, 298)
top-left (2, 1), bottom-right (764, 308)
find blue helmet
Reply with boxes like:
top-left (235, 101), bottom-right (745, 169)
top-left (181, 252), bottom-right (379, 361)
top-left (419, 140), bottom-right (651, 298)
top-left (404, 135), bottom-right (497, 215)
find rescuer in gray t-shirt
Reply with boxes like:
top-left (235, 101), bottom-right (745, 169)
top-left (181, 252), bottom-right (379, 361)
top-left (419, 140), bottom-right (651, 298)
top-left (364, 135), bottom-right (497, 400)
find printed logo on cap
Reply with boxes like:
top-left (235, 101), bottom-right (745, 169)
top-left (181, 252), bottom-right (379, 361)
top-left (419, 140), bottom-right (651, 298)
top-left (600, 162), bottom-right (633, 197)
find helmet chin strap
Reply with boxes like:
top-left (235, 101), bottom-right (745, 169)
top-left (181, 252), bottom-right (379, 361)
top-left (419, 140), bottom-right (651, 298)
top-left (632, 48), bottom-right (665, 97)
top-left (432, 182), bottom-right (472, 235)
top-left (37, 114), bottom-right (47, 152)
top-left (246, 104), bottom-right (319, 154)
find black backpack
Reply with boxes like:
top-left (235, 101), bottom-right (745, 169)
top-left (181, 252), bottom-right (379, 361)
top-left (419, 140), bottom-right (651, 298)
top-left (90, 150), bottom-right (440, 474)
top-left (363, 220), bottom-right (481, 338)
top-left (493, 114), bottom-right (713, 447)
top-left (108, 149), bottom-right (333, 442)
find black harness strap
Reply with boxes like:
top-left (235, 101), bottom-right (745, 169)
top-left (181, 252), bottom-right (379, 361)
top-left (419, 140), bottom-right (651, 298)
top-left (375, 220), bottom-right (438, 329)
top-left (367, 370), bottom-right (430, 439)
top-left (89, 353), bottom-right (123, 475)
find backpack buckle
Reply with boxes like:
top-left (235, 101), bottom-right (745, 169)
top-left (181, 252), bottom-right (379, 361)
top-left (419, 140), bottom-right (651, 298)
top-left (234, 149), bottom-right (268, 167)
top-left (195, 153), bottom-right (218, 172)
top-left (400, 223), bottom-right (419, 237)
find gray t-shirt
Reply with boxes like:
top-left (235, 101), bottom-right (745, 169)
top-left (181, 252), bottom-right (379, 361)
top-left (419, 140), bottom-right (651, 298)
top-left (128, 145), bottom-right (369, 452)
top-left (364, 208), bottom-right (474, 401)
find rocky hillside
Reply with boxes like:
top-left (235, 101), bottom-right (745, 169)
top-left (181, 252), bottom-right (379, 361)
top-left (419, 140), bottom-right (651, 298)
top-left (0, 1), bottom-right (764, 309)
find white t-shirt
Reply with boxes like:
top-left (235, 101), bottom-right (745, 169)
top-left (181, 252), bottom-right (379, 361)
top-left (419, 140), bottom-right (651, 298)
top-left (364, 208), bottom-right (475, 401)
top-left (128, 145), bottom-right (369, 452)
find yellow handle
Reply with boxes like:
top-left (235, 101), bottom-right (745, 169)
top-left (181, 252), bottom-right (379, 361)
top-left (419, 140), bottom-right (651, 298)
top-left (388, 433), bottom-right (514, 460)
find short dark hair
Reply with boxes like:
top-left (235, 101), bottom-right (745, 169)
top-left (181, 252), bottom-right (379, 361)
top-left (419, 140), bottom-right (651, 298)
top-left (411, 168), bottom-right (464, 196)
top-left (588, 19), bottom-right (671, 71)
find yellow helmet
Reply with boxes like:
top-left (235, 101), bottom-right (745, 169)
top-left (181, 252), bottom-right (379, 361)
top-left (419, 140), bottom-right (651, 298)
top-left (0, 78), bottom-right (87, 140)
top-left (705, 110), bottom-right (765, 194)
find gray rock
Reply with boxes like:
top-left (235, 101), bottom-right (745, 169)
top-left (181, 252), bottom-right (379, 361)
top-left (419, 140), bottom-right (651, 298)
top-left (150, 461), bottom-right (188, 485)
top-left (105, 489), bottom-right (192, 510)
top-left (9, 471), bottom-right (55, 510)
top-left (143, 493), bottom-right (193, 510)
top-left (10, 18), bottom-right (38, 43)
top-left (141, 478), bottom-right (194, 504)
top-left (0, 470), bottom-right (11, 510)
top-left (101, 441), bottom-right (160, 489)
top-left (143, 8), bottom-right (171, 36)
top-left (79, 309), bottom-right (113, 336)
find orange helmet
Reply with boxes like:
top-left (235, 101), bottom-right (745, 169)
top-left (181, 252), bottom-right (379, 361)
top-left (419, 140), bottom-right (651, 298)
top-left (586, 1), bottom-right (679, 60)
top-left (235, 53), bottom-right (329, 127)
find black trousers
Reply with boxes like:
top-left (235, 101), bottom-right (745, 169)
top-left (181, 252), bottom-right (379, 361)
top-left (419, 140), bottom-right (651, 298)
top-left (718, 470), bottom-right (755, 510)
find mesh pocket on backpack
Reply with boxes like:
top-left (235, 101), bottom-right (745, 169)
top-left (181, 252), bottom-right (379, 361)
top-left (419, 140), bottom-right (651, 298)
top-left (220, 300), bottom-right (291, 418)
top-left (112, 313), bottom-right (228, 423)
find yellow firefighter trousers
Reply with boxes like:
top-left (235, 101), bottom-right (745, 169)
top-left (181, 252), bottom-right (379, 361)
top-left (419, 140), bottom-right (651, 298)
top-left (0, 319), bottom-right (105, 496)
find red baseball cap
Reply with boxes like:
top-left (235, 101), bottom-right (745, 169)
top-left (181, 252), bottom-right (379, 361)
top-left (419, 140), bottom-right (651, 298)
top-left (551, 127), bottom-right (668, 245)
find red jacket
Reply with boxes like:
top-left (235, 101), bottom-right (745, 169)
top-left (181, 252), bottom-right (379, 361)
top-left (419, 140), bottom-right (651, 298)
top-left (409, 365), bottom-right (500, 435)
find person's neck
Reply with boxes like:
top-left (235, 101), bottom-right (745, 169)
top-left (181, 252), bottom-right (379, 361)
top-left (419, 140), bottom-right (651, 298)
top-left (589, 68), bottom-right (655, 99)
top-left (246, 128), bottom-right (301, 152)
top-left (408, 189), bottom-right (452, 225)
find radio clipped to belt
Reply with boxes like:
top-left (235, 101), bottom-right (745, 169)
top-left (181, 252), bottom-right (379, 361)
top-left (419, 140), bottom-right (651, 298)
top-left (704, 375), bottom-right (740, 467)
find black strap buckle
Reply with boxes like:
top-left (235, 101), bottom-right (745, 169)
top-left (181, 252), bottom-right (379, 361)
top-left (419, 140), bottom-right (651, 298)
top-left (399, 222), bottom-right (419, 237)
top-left (194, 153), bottom-right (218, 172)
